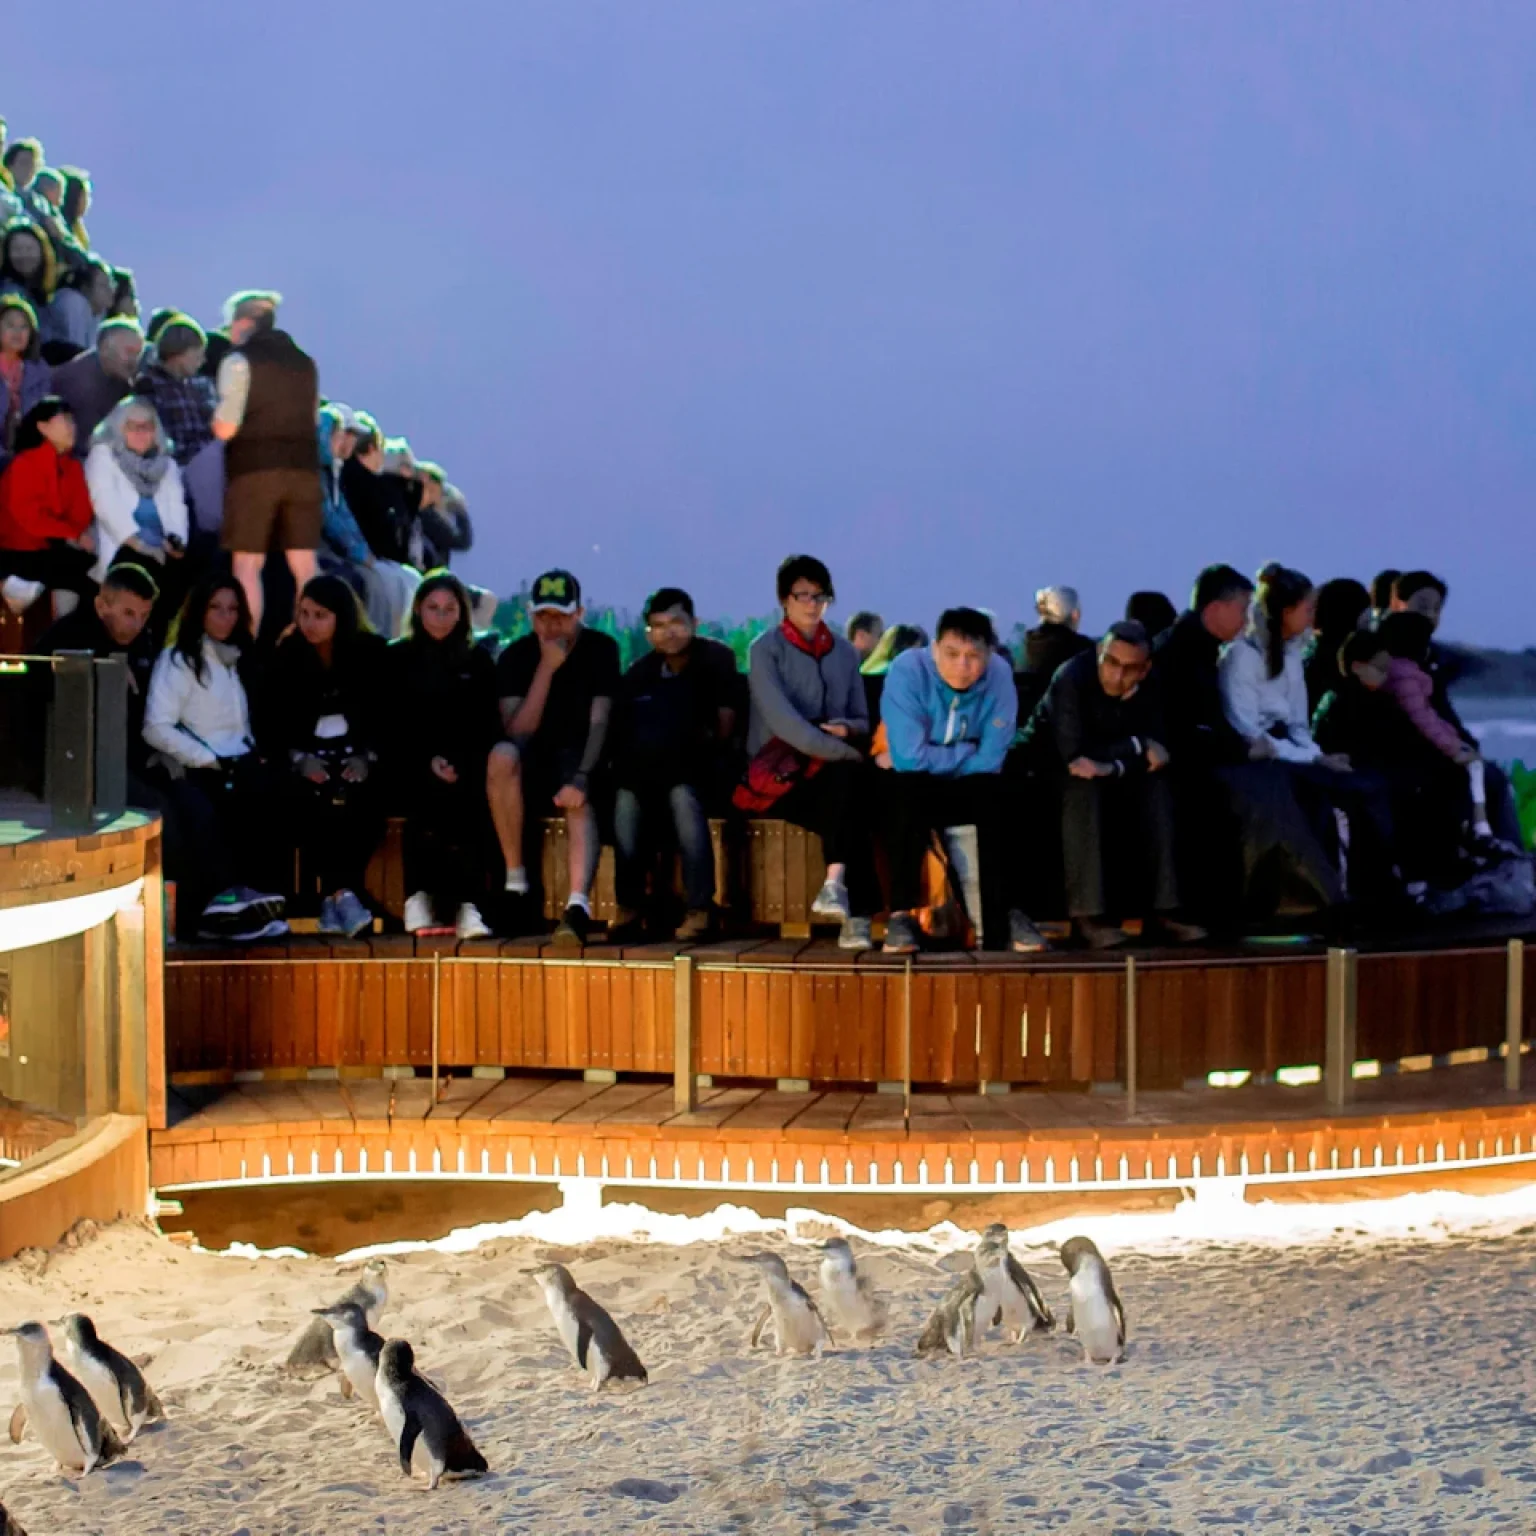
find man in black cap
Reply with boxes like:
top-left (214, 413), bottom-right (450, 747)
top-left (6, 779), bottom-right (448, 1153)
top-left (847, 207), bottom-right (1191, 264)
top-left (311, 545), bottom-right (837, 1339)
top-left (489, 569), bottom-right (621, 943)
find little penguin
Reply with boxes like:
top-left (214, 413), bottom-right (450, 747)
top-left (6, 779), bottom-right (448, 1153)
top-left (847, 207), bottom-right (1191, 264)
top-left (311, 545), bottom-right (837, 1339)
top-left (311, 1302), bottom-right (385, 1413)
top-left (737, 1252), bottom-right (829, 1357)
top-left (0, 1498), bottom-right (27, 1536)
top-left (916, 1269), bottom-right (984, 1358)
top-left (57, 1313), bottom-right (163, 1443)
top-left (528, 1263), bottom-right (648, 1390)
top-left (817, 1238), bottom-right (887, 1344)
top-left (286, 1257), bottom-right (388, 1373)
top-left (1060, 1236), bottom-right (1126, 1364)
top-left (6, 1322), bottom-right (125, 1475)
top-left (375, 1339), bottom-right (487, 1491)
top-left (975, 1225), bottom-right (1055, 1340)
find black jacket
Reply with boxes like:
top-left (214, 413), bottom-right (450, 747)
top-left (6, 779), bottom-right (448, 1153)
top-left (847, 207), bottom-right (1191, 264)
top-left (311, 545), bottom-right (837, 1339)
top-left (1015, 622), bottom-right (1094, 718)
top-left (1019, 648), bottom-right (1166, 777)
top-left (255, 631), bottom-right (388, 762)
top-left (382, 635), bottom-right (500, 786)
top-left (340, 459), bottom-right (417, 565)
top-left (1152, 611), bottom-right (1248, 771)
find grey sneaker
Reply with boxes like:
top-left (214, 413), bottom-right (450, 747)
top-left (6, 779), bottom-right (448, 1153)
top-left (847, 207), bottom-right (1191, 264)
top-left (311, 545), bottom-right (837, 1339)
top-left (1009, 910), bottom-right (1050, 953)
top-left (811, 880), bottom-right (852, 921)
top-left (882, 912), bottom-right (921, 955)
top-left (332, 889), bottom-right (373, 938)
top-left (838, 916), bottom-right (874, 951)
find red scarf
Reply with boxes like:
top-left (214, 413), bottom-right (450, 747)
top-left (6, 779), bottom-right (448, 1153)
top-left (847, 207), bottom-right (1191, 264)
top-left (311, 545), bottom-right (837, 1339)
top-left (780, 617), bottom-right (834, 659)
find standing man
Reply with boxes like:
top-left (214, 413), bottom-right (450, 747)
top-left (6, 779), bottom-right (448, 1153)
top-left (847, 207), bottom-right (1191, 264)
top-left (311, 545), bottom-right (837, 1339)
top-left (488, 570), bottom-right (620, 944)
top-left (210, 290), bottom-right (320, 633)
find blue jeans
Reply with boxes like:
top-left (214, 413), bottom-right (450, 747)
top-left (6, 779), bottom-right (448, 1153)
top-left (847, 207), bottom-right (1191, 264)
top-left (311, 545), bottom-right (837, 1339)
top-left (613, 783), bottom-right (714, 912)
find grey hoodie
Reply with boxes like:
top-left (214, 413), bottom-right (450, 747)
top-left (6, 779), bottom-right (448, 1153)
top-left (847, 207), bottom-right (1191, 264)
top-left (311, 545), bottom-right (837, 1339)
top-left (747, 625), bottom-right (867, 762)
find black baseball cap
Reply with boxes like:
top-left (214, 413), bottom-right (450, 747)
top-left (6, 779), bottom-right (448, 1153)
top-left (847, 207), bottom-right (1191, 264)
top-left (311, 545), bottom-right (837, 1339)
top-left (529, 569), bottom-right (581, 614)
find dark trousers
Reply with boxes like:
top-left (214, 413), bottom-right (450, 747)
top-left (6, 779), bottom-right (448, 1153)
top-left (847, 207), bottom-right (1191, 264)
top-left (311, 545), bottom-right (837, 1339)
top-left (613, 781), bottom-right (714, 914)
top-left (2, 540), bottom-right (97, 596)
top-left (1287, 762), bottom-right (1397, 903)
top-left (879, 770), bottom-right (1011, 948)
top-left (1062, 771), bottom-right (1179, 919)
top-left (774, 758), bottom-right (880, 917)
top-left (287, 767), bottom-right (385, 900)
top-left (402, 769), bottom-right (487, 914)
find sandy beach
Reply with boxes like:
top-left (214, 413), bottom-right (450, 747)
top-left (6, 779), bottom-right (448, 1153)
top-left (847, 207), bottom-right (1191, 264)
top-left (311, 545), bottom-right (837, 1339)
top-left (1, 1205), bottom-right (1532, 1534)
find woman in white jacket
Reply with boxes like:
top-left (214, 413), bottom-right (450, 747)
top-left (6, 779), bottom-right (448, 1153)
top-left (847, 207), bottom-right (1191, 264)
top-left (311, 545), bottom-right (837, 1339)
top-left (85, 397), bottom-right (188, 589)
top-left (143, 573), bottom-right (287, 941)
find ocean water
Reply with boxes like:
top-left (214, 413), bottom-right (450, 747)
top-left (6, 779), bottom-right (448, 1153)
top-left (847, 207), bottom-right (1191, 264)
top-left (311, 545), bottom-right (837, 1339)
top-left (1452, 693), bottom-right (1536, 768)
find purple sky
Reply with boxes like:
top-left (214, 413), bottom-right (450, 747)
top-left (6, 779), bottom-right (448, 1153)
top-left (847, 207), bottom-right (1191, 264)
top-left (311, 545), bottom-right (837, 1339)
top-left (10, 4), bottom-right (1536, 644)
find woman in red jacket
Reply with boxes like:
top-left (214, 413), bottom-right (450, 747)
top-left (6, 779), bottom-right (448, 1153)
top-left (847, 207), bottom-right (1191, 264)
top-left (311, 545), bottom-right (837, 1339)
top-left (0, 395), bottom-right (96, 599)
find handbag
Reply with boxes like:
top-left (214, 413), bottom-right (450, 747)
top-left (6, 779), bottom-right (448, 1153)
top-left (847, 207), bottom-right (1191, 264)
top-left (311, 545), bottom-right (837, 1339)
top-left (732, 737), bottom-right (823, 813)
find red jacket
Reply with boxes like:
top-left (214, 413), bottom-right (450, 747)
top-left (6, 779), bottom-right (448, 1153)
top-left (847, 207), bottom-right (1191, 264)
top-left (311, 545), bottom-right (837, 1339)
top-left (0, 444), bottom-right (93, 552)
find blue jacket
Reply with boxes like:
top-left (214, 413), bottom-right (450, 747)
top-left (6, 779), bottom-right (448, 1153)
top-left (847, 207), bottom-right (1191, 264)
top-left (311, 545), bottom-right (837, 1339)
top-left (317, 408), bottom-right (370, 564)
top-left (882, 646), bottom-right (1016, 777)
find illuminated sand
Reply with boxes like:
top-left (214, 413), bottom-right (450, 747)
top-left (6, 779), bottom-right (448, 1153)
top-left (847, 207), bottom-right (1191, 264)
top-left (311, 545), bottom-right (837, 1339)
top-left (2, 1193), bottom-right (1534, 1533)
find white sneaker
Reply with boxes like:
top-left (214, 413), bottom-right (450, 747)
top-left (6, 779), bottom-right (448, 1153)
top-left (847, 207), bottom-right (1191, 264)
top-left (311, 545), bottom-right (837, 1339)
top-left (403, 890), bottom-right (435, 933)
top-left (456, 902), bottom-right (491, 940)
top-left (1, 576), bottom-right (44, 614)
top-left (810, 880), bottom-right (851, 920)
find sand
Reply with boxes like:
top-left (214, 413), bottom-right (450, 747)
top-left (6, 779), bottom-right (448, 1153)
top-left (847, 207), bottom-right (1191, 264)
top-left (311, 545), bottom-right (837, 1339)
top-left (1, 1204), bottom-right (1533, 1534)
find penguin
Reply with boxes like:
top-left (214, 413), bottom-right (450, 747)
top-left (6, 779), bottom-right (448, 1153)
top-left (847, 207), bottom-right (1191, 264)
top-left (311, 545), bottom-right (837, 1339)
top-left (737, 1252), bottom-right (829, 1357)
top-left (6, 1322), bottom-right (126, 1475)
top-left (374, 1339), bottom-right (487, 1491)
top-left (311, 1302), bottom-right (385, 1413)
top-left (56, 1314), bottom-right (163, 1443)
top-left (817, 1238), bottom-right (887, 1344)
top-left (916, 1269), bottom-right (984, 1358)
top-left (975, 1225), bottom-right (1054, 1340)
top-left (0, 1499), bottom-right (27, 1536)
top-left (528, 1263), bottom-right (648, 1390)
top-left (286, 1258), bottom-right (388, 1373)
top-left (1060, 1236), bottom-right (1126, 1364)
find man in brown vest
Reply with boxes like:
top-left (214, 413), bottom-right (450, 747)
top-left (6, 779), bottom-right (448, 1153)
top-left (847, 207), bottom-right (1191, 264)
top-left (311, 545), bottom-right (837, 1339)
top-left (211, 289), bottom-right (320, 632)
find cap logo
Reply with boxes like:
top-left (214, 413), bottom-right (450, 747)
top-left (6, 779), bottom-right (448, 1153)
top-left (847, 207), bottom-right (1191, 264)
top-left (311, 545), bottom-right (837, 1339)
top-left (537, 575), bottom-right (570, 602)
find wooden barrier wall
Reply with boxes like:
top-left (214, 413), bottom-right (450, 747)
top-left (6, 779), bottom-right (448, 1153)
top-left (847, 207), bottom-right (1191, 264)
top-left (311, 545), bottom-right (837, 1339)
top-left (164, 941), bottom-right (1536, 1090)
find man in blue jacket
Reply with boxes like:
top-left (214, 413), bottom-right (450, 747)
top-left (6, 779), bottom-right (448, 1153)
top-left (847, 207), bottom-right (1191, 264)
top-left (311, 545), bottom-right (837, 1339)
top-left (878, 607), bottom-right (1045, 954)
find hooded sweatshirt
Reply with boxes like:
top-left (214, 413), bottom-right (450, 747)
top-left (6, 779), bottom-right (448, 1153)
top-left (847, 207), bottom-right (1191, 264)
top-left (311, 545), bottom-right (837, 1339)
top-left (1218, 610), bottom-right (1320, 764)
top-left (881, 646), bottom-right (1016, 777)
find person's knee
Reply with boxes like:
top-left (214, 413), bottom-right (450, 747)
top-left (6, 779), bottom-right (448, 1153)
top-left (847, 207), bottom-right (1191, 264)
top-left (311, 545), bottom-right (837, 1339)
top-left (486, 742), bottom-right (521, 788)
top-left (231, 550), bottom-right (265, 575)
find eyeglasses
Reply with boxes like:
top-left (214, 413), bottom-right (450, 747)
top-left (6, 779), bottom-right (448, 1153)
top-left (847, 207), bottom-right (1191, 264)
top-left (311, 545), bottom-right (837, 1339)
top-left (787, 589), bottom-right (830, 607)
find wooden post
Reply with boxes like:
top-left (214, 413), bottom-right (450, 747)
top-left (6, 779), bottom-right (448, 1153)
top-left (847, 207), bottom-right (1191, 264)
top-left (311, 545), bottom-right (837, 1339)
top-left (1507, 938), bottom-right (1525, 1093)
top-left (673, 954), bottom-right (695, 1113)
top-left (143, 831), bottom-right (167, 1131)
top-left (1125, 954), bottom-right (1138, 1120)
top-left (431, 950), bottom-right (442, 1101)
top-left (903, 958), bottom-right (913, 1134)
top-left (1324, 947), bottom-right (1358, 1109)
top-left (113, 900), bottom-right (148, 1116)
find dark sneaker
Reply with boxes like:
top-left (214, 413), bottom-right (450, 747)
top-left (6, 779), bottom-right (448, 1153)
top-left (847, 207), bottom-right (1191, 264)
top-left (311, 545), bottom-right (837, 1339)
top-left (553, 903), bottom-right (592, 946)
top-left (882, 912), bottom-right (921, 955)
top-left (201, 886), bottom-right (285, 928)
top-left (317, 895), bottom-right (343, 936)
top-left (674, 907), bottom-right (713, 942)
top-left (1150, 915), bottom-right (1208, 945)
top-left (202, 915), bottom-right (289, 943)
top-left (1078, 918), bottom-right (1128, 951)
top-left (608, 907), bottom-right (647, 945)
top-left (838, 916), bottom-right (874, 952)
top-left (1009, 910), bottom-right (1049, 953)
top-left (331, 889), bottom-right (374, 939)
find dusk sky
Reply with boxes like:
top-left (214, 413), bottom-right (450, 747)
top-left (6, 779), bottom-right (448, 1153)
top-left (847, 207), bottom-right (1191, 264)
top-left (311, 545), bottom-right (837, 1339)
top-left (10, 4), bottom-right (1536, 644)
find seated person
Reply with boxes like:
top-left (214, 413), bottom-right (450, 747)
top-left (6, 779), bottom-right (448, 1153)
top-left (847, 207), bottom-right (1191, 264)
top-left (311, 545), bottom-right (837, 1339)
top-left (1015, 584), bottom-right (1093, 718)
top-left (1124, 590), bottom-right (1176, 642)
top-left (1368, 568), bottom-right (1400, 628)
top-left (50, 317), bottom-right (143, 450)
top-left (84, 397), bottom-right (188, 589)
top-left (739, 553), bottom-right (877, 951)
top-left (489, 569), bottom-right (620, 945)
top-left (609, 586), bottom-right (739, 941)
top-left (1021, 621), bottom-right (1203, 949)
top-left (859, 622), bottom-right (927, 728)
top-left (141, 573), bottom-right (287, 941)
top-left (0, 292), bottom-right (52, 464)
top-left (1304, 577), bottom-right (1370, 715)
top-left (340, 413), bottom-right (420, 636)
top-left (132, 314), bottom-right (220, 536)
top-left (845, 610), bottom-right (884, 661)
top-left (876, 607), bottom-right (1043, 954)
top-left (256, 574), bottom-right (388, 938)
top-left (383, 573), bottom-right (499, 939)
top-left (0, 395), bottom-right (95, 603)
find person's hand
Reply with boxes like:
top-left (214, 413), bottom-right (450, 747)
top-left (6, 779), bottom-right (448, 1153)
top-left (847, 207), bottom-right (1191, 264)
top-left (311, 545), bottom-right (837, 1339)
top-left (74, 529), bottom-right (97, 553)
top-left (1248, 735), bottom-right (1278, 762)
top-left (538, 635), bottom-right (571, 673)
top-left (341, 754), bottom-right (371, 784)
top-left (166, 543), bottom-right (184, 560)
top-left (554, 781), bottom-right (587, 810)
top-left (297, 753), bottom-right (329, 785)
top-left (820, 722), bottom-right (850, 739)
top-left (1453, 743), bottom-right (1480, 766)
top-left (874, 750), bottom-right (893, 770)
top-left (1069, 757), bottom-right (1113, 779)
top-left (1145, 739), bottom-right (1170, 773)
top-left (430, 755), bottom-right (458, 784)
top-left (1318, 752), bottom-right (1352, 773)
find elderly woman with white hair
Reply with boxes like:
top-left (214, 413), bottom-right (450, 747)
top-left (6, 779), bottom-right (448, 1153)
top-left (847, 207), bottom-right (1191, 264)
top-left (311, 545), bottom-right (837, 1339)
top-left (84, 394), bottom-right (187, 584)
top-left (1016, 583), bottom-right (1095, 718)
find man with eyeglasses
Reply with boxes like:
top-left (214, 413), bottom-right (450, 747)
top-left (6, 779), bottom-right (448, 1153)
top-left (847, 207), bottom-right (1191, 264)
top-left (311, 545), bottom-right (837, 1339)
top-left (742, 554), bottom-right (878, 950)
top-left (608, 586), bottom-right (740, 941)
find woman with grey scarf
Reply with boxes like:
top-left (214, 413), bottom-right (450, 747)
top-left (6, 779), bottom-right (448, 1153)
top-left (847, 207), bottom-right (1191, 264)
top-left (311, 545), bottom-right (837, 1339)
top-left (84, 394), bottom-right (188, 584)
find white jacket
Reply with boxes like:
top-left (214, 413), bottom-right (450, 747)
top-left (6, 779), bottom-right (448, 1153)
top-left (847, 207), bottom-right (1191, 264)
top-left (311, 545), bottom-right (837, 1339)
top-left (143, 638), bottom-right (254, 769)
top-left (85, 442), bottom-right (189, 583)
top-left (1218, 626), bottom-right (1320, 764)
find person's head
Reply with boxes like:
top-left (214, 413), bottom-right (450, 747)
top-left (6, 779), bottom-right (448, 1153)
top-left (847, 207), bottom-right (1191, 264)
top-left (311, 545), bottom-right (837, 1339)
top-left (1370, 568), bottom-right (1401, 614)
top-left (1035, 585), bottom-right (1081, 630)
top-left (409, 570), bottom-right (473, 648)
top-left (29, 167), bottom-right (62, 208)
top-left (172, 573), bottom-right (252, 671)
top-left (296, 572), bottom-right (367, 653)
top-left (2, 138), bottom-right (41, 190)
top-left (845, 610), bottom-right (884, 657)
top-left (222, 289), bottom-right (281, 345)
top-left (1097, 619), bottom-right (1152, 698)
top-left (0, 293), bottom-right (39, 361)
top-left (108, 267), bottom-right (138, 319)
top-left (414, 459), bottom-right (444, 507)
top-left (97, 396), bottom-right (168, 461)
top-left (0, 220), bottom-right (50, 292)
top-left (144, 306), bottom-right (178, 344)
top-left (1124, 590), bottom-right (1176, 639)
top-left (351, 412), bottom-right (385, 470)
top-left (776, 554), bottom-right (835, 635)
top-left (326, 402), bottom-right (359, 461)
top-left (931, 607), bottom-right (997, 692)
top-left (59, 167), bottom-right (91, 226)
top-left (78, 256), bottom-right (115, 317)
top-left (1392, 571), bottom-right (1448, 630)
top-left (94, 563), bottom-right (159, 646)
top-left (1337, 629), bottom-right (1390, 691)
top-left (1254, 564), bottom-right (1315, 678)
top-left (1189, 564), bottom-right (1253, 643)
top-left (15, 396), bottom-right (75, 455)
top-left (155, 315), bottom-right (207, 378)
top-left (861, 622), bottom-right (928, 675)
top-left (1377, 611), bottom-right (1436, 667)
top-left (95, 317), bottom-right (145, 381)
top-left (642, 585), bottom-right (697, 659)
top-left (528, 568), bottom-right (584, 645)
top-left (1312, 577), bottom-right (1371, 643)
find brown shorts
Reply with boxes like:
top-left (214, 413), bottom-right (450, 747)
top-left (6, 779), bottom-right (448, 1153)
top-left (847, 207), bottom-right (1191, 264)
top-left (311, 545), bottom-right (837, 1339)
top-left (221, 468), bottom-right (323, 553)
